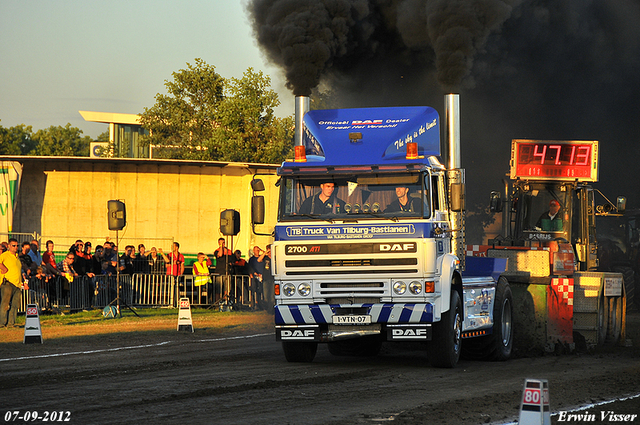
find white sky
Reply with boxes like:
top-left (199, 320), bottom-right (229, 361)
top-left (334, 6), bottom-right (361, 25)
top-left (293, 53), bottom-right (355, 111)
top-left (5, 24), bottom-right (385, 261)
top-left (0, 0), bottom-right (293, 139)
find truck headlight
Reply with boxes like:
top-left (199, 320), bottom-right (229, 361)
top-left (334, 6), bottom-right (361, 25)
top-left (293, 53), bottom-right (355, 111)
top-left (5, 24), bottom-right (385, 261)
top-left (393, 281), bottom-right (407, 295)
top-left (282, 283), bottom-right (296, 297)
top-left (298, 283), bottom-right (311, 296)
top-left (409, 281), bottom-right (422, 295)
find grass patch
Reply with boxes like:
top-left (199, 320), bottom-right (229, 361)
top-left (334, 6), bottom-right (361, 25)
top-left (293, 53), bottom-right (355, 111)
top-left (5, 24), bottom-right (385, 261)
top-left (0, 308), bottom-right (273, 347)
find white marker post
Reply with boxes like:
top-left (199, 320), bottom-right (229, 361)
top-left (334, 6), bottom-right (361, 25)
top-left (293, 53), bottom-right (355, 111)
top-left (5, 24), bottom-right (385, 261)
top-left (23, 304), bottom-right (43, 344)
top-left (518, 379), bottom-right (550, 425)
top-left (177, 297), bottom-right (194, 332)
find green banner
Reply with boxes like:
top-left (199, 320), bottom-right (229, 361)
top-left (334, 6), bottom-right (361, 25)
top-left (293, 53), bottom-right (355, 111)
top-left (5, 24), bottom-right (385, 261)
top-left (0, 161), bottom-right (23, 233)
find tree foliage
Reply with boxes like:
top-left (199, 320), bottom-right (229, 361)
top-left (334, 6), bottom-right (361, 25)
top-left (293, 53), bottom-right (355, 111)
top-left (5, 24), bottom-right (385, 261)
top-left (0, 122), bottom-right (92, 156)
top-left (139, 59), bottom-right (293, 163)
top-left (0, 124), bottom-right (35, 155)
top-left (31, 124), bottom-right (92, 156)
top-left (140, 58), bottom-right (224, 160)
top-left (465, 202), bottom-right (496, 244)
top-left (213, 68), bottom-right (293, 163)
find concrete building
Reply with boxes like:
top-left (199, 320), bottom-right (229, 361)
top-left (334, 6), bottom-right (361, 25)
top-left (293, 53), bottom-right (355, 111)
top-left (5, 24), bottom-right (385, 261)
top-left (79, 111), bottom-right (149, 158)
top-left (6, 156), bottom-right (279, 259)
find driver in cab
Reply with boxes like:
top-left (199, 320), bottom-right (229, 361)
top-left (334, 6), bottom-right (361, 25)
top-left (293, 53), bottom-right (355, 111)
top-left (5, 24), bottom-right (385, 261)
top-left (536, 199), bottom-right (563, 231)
top-left (299, 182), bottom-right (345, 215)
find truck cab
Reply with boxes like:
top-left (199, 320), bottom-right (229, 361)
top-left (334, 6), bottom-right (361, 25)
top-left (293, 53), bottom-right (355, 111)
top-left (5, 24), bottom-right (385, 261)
top-left (262, 96), bottom-right (512, 367)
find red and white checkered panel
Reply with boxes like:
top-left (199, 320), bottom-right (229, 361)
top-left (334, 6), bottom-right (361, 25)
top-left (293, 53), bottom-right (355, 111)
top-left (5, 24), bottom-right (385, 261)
top-left (552, 277), bottom-right (574, 306)
top-left (465, 245), bottom-right (550, 257)
top-left (466, 245), bottom-right (490, 257)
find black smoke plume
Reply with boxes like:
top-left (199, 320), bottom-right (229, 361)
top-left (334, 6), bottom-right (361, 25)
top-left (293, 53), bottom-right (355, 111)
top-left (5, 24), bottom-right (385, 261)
top-left (248, 0), bottom-right (519, 93)
top-left (248, 0), bottom-right (640, 214)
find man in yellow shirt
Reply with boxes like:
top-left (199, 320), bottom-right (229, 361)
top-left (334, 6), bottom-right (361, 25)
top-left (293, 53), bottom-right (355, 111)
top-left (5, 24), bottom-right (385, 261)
top-left (0, 238), bottom-right (24, 328)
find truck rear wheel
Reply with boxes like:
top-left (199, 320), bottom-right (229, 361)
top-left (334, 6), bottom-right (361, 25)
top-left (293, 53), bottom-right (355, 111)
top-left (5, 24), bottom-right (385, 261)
top-left (328, 336), bottom-right (382, 357)
top-left (427, 290), bottom-right (462, 368)
top-left (487, 277), bottom-right (513, 360)
top-left (282, 341), bottom-right (318, 363)
top-left (462, 277), bottom-right (513, 360)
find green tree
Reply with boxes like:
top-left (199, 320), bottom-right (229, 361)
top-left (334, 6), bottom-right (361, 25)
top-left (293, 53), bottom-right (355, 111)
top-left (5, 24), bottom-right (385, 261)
top-left (139, 58), bottom-right (224, 160)
top-left (465, 201), bottom-right (496, 243)
top-left (0, 123), bottom-right (36, 155)
top-left (140, 59), bottom-right (293, 163)
top-left (31, 124), bottom-right (91, 156)
top-left (213, 68), bottom-right (293, 163)
top-left (97, 131), bottom-right (109, 142)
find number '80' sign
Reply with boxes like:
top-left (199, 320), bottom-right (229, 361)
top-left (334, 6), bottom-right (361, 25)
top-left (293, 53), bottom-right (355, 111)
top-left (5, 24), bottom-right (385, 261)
top-left (523, 389), bottom-right (549, 405)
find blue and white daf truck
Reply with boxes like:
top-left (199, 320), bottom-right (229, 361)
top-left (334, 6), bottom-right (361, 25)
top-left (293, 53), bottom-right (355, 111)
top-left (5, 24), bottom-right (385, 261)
top-left (260, 94), bottom-right (512, 367)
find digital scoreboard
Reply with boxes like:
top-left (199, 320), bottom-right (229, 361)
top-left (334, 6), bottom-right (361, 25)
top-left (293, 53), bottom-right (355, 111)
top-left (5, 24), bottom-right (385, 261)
top-left (510, 139), bottom-right (599, 182)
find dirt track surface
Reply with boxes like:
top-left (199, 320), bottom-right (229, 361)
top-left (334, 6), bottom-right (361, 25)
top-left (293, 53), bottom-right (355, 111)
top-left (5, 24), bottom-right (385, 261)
top-left (1, 312), bottom-right (639, 425)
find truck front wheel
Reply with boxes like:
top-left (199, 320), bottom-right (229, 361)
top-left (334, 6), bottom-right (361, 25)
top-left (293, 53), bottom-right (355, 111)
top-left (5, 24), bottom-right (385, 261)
top-left (427, 290), bottom-right (462, 368)
top-left (282, 341), bottom-right (318, 363)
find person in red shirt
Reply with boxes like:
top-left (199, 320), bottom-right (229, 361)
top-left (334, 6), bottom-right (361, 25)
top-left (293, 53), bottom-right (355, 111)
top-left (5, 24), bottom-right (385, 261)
top-left (42, 240), bottom-right (60, 276)
top-left (160, 242), bottom-right (184, 276)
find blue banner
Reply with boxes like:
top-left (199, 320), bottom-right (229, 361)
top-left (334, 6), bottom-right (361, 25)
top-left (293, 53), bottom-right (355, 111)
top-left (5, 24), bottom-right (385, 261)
top-left (275, 222), bottom-right (447, 241)
top-left (281, 106), bottom-right (440, 167)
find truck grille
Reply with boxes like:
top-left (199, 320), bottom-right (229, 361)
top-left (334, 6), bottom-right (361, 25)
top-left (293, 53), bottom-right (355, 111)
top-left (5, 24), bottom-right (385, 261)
top-left (317, 281), bottom-right (387, 303)
top-left (284, 258), bottom-right (418, 275)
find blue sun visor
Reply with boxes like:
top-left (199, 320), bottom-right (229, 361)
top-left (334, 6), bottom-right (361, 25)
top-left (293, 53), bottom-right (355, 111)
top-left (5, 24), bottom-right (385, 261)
top-left (281, 106), bottom-right (440, 168)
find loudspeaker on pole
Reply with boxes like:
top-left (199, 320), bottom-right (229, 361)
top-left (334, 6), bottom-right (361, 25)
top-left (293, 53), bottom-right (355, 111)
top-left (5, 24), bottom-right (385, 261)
top-left (220, 209), bottom-right (240, 236)
top-left (107, 200), bottom-right (126, 231)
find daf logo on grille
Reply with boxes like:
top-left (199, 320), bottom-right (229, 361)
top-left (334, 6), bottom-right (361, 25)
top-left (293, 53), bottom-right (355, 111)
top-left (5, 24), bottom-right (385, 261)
top-left (379, 243), bottom-right (416, 252)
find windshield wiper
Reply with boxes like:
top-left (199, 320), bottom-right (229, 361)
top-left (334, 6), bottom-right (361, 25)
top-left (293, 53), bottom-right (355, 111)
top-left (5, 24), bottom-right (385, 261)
top-left (292, 213), bottom-right (335, 223)
top-left (355, 212), bottom-right (398, 222)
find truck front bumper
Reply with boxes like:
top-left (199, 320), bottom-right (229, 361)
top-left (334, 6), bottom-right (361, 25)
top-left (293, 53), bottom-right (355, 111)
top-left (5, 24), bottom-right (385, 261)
top-left (275, 303), bottom-right (434, 342)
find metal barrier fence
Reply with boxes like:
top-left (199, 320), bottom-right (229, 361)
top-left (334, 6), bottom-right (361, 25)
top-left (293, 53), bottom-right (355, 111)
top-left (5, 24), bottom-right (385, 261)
top-left (16, 273), bottom-right (254, 313)
top-left (130, 274), bottom-right (176, 307)
top-left (176, 274), bottom-right (253, 308)
top-left (0, 232), bottom-right (38, 247)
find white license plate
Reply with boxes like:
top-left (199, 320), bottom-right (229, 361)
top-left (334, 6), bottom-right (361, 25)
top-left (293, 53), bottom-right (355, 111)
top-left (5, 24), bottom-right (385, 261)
top-left (332, 315), bottom-right (372, 325)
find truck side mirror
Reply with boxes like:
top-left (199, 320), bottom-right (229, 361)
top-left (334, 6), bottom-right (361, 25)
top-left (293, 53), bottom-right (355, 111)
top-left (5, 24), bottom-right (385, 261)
top-left (489, 191), bottom-right (503, 213)
top-left (252, 196), bottom-right (265, 225)
top-left (451, 183), bottom-right (465, 212)
top-left (617, 196), bottom-right (626, 214)
top-left (251, 178), bottom-right (265, 192)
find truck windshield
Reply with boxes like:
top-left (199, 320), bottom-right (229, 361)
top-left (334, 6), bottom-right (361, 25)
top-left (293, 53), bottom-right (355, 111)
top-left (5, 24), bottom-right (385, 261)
top-left (279, 173), bottom-right (431, 220)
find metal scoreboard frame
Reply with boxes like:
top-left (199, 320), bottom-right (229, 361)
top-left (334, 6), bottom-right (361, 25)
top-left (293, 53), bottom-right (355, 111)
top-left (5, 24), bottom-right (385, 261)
top-left (510, 139), bottom-right (599, 182)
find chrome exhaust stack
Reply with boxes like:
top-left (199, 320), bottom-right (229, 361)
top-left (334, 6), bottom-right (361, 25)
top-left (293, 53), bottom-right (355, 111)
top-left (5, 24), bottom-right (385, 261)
top-left (445, 94), bottom-right (461, 170)
top-left (295, 96), bottom-right (310, 147)
top-left (445, 94), bottom-right (466, 269)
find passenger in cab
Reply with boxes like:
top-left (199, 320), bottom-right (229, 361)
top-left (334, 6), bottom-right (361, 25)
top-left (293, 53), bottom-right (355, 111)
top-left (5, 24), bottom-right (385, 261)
top-left (299, 182), bottom-right (345, 215)
top-left (385, 186), bottom-right (421, 213)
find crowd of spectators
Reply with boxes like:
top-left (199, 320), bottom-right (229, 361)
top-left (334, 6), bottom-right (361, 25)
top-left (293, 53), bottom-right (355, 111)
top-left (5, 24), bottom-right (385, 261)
top-left (0, 238), bottom-right (274, 309)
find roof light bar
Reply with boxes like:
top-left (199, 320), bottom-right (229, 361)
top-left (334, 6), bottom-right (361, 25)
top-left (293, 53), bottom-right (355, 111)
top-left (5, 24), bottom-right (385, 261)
top-left (406, 142), bottom-right (418, 160)
top-left (294, 145), bottom-right (307, 162)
